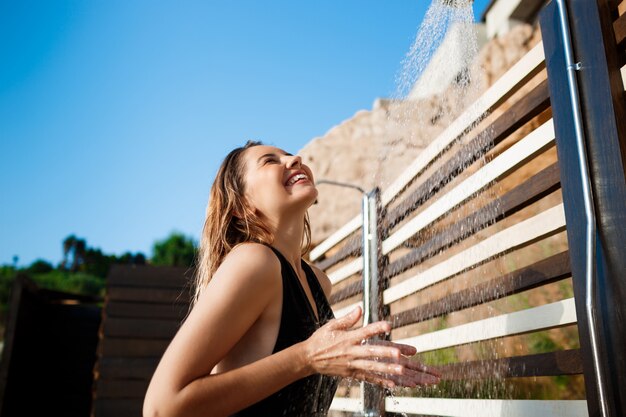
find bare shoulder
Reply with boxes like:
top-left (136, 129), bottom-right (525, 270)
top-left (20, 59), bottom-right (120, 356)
top-left (223, 242), bottom-right (280, 271)
top-left (309, 263), bottom-right (333, 299)
top-left (204, 242), bottom-right (281, 300)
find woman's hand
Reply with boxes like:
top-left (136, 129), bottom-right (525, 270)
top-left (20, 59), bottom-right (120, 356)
top-left (301, 306), bottom-right (441, 388)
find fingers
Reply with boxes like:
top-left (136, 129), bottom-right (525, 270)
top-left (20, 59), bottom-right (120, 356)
top-left (367, 340), bottom-right (417, 357)
top-left (348, 359), bottom-right (409, 378)
top-left (351, 320), bottom-right (391, 342)
top-left (331, 306), bottom-right (362, 330)
top-left (403, 359), bottom-right (442, 377)
top-left (346, 359), bottom-right (440, 387)
top-left (347, 344), bottom-right (401, 361)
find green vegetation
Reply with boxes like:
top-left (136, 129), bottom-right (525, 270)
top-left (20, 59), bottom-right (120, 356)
top-left (151, 232), bottom-right (197, 268)
top-left (0, 231), bottom-right (197, 319)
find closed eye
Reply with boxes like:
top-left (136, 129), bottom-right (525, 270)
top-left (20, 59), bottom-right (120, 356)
top-left (262, 157), bottom-right (279, 165)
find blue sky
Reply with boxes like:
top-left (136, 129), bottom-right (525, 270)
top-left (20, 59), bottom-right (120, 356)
top-left (1, 0), bottom-right (490, 267)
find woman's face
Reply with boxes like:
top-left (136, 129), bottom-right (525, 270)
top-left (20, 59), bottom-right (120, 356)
top-left (240, 145), bottom-right (318, 221)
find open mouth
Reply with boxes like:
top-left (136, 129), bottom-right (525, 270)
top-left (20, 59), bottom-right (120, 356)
top-left (285, 173), bottom-right (310, 186)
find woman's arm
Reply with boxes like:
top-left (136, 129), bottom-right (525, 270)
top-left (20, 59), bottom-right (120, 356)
top-left (144, 243), bottom-right (287, 417)
top-left (144, 243), bottom-right (438, 417)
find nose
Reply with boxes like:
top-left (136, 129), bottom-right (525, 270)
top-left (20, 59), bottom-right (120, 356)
top-left (286, 155), bottom-right (302, 169)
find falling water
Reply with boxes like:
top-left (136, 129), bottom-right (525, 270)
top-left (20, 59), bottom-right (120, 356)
top-left (395, 0), bottom-right (478, 100)
top-left (371, 0), bottom-right (485, 190)
top-left (372, 0), bottom-right (513, 412)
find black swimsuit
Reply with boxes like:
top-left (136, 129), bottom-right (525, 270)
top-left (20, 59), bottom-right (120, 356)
top-left (231, 246), bottom-right (340, 416)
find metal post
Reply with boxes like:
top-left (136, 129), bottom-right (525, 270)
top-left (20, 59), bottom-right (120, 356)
top-left (359, 188), bottom-right (385, 417)
top-left (540, 0), bottom-right (626, 414)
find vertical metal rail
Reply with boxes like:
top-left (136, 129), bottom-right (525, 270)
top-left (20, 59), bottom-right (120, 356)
top-left (554, 1), bottom-right (609, 416)
top-left (360, 188), bottom-right (385, 417)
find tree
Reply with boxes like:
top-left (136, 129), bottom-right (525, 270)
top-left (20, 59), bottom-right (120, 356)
top-left (28, 259), bottom-right (53, 274)
top-left (151, 232), bottom-right (197, 268)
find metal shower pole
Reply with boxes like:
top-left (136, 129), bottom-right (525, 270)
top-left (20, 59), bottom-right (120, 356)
top-left (316, 181), bottom-right (385, 416)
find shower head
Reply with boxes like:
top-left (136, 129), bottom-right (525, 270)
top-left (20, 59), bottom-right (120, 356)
top-left (438, 0), bottom-right (473, 7)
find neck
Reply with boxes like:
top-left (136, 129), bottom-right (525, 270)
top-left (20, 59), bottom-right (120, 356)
top-left (269, 212), bottom-right (306, 269)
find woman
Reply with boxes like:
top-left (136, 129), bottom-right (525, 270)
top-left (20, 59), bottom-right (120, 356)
top-left (143, 141), bottom-right (440, 417)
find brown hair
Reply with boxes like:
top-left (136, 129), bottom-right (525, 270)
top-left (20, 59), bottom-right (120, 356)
top-left (193, 141), bottom-right (312, 304)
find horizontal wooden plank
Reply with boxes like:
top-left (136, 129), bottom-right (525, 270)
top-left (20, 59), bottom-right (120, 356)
top-left (382, 119), bottom-right (556, 255)
top-left (332, 301), bottom-right (363, 319)
top-left (103, 317), bottom-right (180, 339)
top-left (95, 379), bottom-right (149, 399)
top-left (329, 281), bottom-right (363, 305)
top-left (105, 301), bottom-right (189, 320)
top-left (98, 337), bottom-right (170, 357)
top-left (396, 298), bottom-right (577, 353)
top-left (96, 357), bottom-right (159, 380)
top-left (329, 397), bottom-right (362, 412)
top-left (385, 162), bottom-right (561, 281)
top-left (392, 251), bottom-right (571, 328)
top-left (93, 398), bottom-right (142, 417)
top-left (383, 204), bottom-right (566, 304)
top-left (384, 78), bottom-right (551, 233)
top-left (384, 398), bottom-right (588, 417)
top-left (107, 286), bottom-right (189, 304)
top-left (107, 264), bottom-right (191, 288)
top-left (310, 215), bottom-right (362, 261)
top-left (438, 349), bottom-right (583, 380)
top-left (381, 43), bottom-right (546, 207)
top-left (327, 257), bottom-right (363, 285)
top-left (315, 233), bottom-right (362, 271)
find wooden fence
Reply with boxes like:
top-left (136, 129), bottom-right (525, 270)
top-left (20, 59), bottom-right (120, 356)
top-left (91, 265), bottom-right (191, 417)
top-left (312, 1), bottom-right (626, 416)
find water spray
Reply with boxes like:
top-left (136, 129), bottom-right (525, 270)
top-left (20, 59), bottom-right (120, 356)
top-left (438, 0), bottom-right (473, 8)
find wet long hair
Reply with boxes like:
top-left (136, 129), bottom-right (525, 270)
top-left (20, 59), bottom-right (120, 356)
top-left (193, 141), bottom-right (312, 305)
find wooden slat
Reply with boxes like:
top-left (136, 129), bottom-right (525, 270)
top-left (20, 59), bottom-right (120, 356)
top-left (384, 79), bottom-right (551, 233)
top-left (98, 338), bottom-right (170, 357)
top-left (385, 162), bottom-right (561, 281)
top-left (382, 119), bottom-right (556, 255)
top-left (384, 398), bottom-right (589, 417)
top-left (438, 349), bottom-right (583, 380)
top-left (96, 379), bottom-right (149, 398)
top-left (312, 44), bottom-right (546, 261)
top-left (107, 264), bottom-right (191, 289)
top-left (315, 233), bottom-right (362, 271)
top-left (93, 399), bottom-right (142, 416)
top-left (105, 301), bottom-right (189, 320)
top-left (396, 298), bottom-right (577, 353)
top-left (392, 251), bottom-right (571, 328)
top-left (102, 317), bottom-right (180, 339)
top-left (329, 397), bottom-right (362, 412)
top-left (327, 257), bottom-right (362, 285)
top-left (107, 286), bottom-right (187, 303)
top-left (332, 301), bottom-right (363, 318)
top-left (97, 357), bottom-right (159, 380)
top-left (383, 204), bottom-right (566, 305)
top-left (310, 215), bottom-right (362, 261)
top-left (381, 43), bottom-right (546, 206)
top-left (329, 281), bottom-right (363, 305)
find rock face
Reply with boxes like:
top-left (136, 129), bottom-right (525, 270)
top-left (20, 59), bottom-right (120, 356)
top-left (299, 24), bottom-right (541, 246)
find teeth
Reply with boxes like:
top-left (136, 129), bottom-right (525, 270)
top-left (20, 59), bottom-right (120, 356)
top-left (287, 173), bottom-right (308, 185)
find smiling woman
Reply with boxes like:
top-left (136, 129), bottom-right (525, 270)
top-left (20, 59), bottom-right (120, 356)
top-left (142, 141), bottom-right (440, 417)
